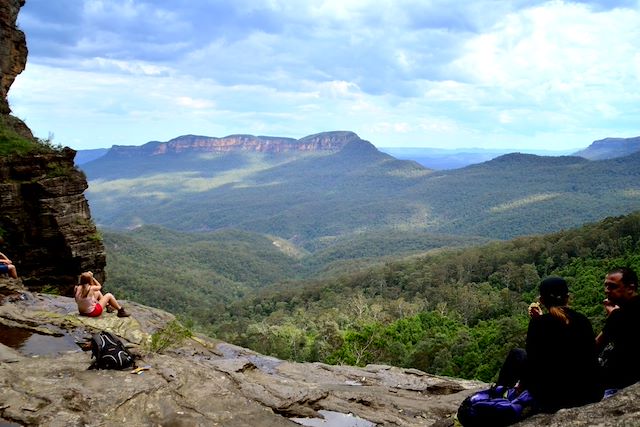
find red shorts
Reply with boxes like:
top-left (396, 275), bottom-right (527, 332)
top-left (82, 304), bottom-right (103, 317)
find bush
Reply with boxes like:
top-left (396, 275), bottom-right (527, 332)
top-left (146, 319), bottom-right (193, 353)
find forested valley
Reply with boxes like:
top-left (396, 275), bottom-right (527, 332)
top-left (104, 211), bottom-right (640, 383)
top-left (87, 132), bottom-right (640, 384)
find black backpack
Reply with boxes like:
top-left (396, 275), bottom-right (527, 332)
top-left (90, 331), bottom-right (135, 370)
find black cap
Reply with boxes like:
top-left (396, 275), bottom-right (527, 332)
top-left (539, 276), bottom-right (568, 306)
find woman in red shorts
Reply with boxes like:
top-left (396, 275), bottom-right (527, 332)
top-left (74, 271), bottom-right (130, 318)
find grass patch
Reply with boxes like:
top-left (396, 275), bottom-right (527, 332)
top-left (0, 117), bottom-right (35, 156)
top-left (40, 285), bottom-right (61, 295)
top-left (46, 162), bottom-right (74, 178)
top-left (146, 319), bottom-right (193, 353)
top-left (489, 193), bottom-right (561, 213)
top-left (0, 117), bottom-right (64, 156)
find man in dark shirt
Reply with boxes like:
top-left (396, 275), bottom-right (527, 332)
top-left (596, 267), bottom-right (640, 391)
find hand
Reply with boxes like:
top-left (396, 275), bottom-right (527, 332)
top-left (603, 299), bottom-right (619, 316)
top-left (528, 302), bottom-right (543, 318)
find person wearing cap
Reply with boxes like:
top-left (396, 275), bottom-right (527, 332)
top-left (496, 276), bottom-right (602, 413)
top-left (596, 267), bottom-right (640, 394)
top-left (524, 276), bottom-right (602, 411)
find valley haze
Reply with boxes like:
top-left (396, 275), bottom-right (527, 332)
top-left (82, 130), bottom-right (640, 244)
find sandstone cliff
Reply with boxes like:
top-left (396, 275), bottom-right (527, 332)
top-left (0, 0), bottom-right (106, 290)
top-left (573, 136), bottom-right (640, 160)
top-left (107, 130), bottom-right (370, 157)
top-left (0, 148), bottom-right (106, 290)
top-left (0, 0), bottom-right (26, 115)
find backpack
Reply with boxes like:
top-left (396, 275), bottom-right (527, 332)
top-left (457, 386), bottom-right (537, 427)
top-left (90, 331), bottom-right (135, 370)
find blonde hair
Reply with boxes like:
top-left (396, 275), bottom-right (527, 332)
top-left (548, 305), bottom-right (570, 325)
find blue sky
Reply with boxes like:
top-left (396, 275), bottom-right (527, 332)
top-left (8, 0), bottom-right (640, 150)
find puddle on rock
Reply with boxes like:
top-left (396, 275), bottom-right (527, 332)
top-left (247, 354), bottom-right (282, 374)
top-left (291, 410), bottom-right (376, 427)
top-left (0, 325), bottom-right (81, 356)
top-left (217, 343), bottom-right (283, 374)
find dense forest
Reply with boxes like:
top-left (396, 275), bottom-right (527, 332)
top-left (102, 226), bottom-right (486, 320)
top-left (104, 211), bottom-right (640, 382)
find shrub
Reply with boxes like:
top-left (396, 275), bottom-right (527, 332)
top-left (146, 319), bottom-right (193, 353)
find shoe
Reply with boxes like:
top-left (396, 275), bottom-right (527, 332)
top-left (117, 308), bottom-right (131, 318)
top-left (106, 306), bottom-right (115, 313)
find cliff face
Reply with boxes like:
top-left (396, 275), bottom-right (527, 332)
top-left (0, 0), bottom-right (26, 115)
top-left (0, 0), bottom-right (105, 290)
top-left (108, 130), bottom-right (366, 156)
top-left (573, 136), bottom-right (640, 160)
top-left (0, 149), bottom-right (106, 290)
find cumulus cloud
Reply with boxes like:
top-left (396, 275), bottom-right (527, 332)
top-left (10, 0), bottom-right (640, 150)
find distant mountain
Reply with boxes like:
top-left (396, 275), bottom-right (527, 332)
top-left (81, 131), bottom-right (640, 246)
top-left (82, 131), bottom-right (430, 243)
top-left (573, 136), bottom-right (640, 160)
top-left (406, 153), bottom-right (620, 238)
top-left (105, 131), bottom-right (362, 157)
top-left (379, 147), bottom-right (574, 170)
top-left (74, 148), bottom-right (108, 165)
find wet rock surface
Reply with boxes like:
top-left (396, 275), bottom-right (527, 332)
top-left (2, 278), bottom-right (640, 426)
top-left (0, 278), bottom-right (485, 426)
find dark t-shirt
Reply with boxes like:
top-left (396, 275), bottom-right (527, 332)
top-left (524, 308), bottom-right (602, 411)
top-left (600, 296), bottom-right (640, 389)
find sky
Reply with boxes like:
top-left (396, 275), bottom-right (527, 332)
top-left (8, 0), bottom-right (640, 151)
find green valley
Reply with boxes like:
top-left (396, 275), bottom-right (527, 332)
top-left (85, 131), bottom-right (640, 383)
top-left (83, 132), bottom-right (640, 247)
top-left (103, 211), bottom-right (640, 382)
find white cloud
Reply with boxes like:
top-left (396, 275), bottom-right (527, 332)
top-left (9, 0), bottom-right (640, 151)
top-left (175, 97), bottom-right (215, 110)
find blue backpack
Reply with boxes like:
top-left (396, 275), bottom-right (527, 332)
top-left (457, 386), bottom-right (537, 427)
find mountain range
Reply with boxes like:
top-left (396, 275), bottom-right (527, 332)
top-left (76, 134), bottom-right (640, 169)
top-left (81, 131), bottom-right (640, 247)
top-left (573, 136), bottom-right (640, 160)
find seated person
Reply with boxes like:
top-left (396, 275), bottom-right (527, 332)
top-left (497, 277), bottom-right (602, 412)
top-left (74, 271), bottom-right (130, 318)
top-left (596, 267), bottom-right (640, 393)
top-left (0, 251), bottom-right (18, 279)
